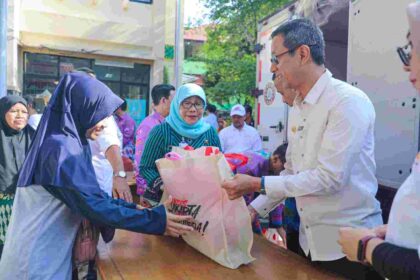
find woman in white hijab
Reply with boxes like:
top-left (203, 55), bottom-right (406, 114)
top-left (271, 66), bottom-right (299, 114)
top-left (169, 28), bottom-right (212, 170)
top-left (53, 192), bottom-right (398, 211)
top-left (338, 3), bottom-right (420, 279)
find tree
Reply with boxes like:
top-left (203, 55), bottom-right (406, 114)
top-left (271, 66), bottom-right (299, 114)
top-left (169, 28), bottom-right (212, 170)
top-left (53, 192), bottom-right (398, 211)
top-left (198, 0), bottom-right (292, 106)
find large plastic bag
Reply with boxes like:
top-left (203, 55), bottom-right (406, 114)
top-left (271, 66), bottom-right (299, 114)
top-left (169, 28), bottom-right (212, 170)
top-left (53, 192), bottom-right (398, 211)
top-left (156, 146), bottom-right (255, 269)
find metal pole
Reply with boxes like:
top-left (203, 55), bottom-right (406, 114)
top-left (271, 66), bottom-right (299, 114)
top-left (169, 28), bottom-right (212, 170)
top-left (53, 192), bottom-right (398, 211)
top-left (174, 0), bottom-right (182, 88)
top-left (0, 0), bottom-right (7, 97)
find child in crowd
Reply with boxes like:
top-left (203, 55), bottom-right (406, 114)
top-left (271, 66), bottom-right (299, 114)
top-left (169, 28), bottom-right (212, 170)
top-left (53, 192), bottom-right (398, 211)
top-left (234, 143), bottom-right (300, 250)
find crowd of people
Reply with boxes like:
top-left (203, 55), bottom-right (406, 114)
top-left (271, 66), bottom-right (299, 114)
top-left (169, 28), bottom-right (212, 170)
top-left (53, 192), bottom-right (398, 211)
top-left (0, 3), bottom-right (419, 280)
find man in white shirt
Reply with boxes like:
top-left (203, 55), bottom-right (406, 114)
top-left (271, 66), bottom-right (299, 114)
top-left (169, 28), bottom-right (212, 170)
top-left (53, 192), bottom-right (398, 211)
top-left (89, 116), bottom-right (131, 201)
top-left (222, 19), bottom-right (383, 280)
top-left (219, 104), bottom-right (262, 153)
top-left (203, 104), bottom-right (218, 131)
top-left (23, 95), bottom-right (43, 130)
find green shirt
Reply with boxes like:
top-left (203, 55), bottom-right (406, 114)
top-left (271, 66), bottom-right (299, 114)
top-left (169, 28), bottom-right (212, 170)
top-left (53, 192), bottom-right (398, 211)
top-left (140, 122), bottom-right (221, 189)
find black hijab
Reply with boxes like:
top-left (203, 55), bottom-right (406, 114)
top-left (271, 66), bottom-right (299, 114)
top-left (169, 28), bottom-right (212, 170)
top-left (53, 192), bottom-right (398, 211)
top-left (0, 96), bottom-right (34, 194)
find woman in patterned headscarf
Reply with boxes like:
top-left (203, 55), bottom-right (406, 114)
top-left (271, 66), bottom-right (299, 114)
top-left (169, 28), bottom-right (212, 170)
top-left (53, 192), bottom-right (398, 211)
top-left (140, 83), bottom-right (221, 206)
top-left (0, 96), bottom-right (34, 258)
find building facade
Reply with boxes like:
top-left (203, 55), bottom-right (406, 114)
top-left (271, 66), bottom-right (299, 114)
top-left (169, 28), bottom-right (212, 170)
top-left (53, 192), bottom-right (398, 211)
top-left (6, 0), bottom-right (183, 124)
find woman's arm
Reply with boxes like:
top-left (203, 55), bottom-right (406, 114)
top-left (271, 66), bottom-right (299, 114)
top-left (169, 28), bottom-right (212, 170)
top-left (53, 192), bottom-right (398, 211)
top-left (44, 185), bottom-right (166, 235)
top-left (368, 239), bottom-right (420, 280)
top-left (338, 227), bottom-right (420, 280)
top-left (139, 125), bottom-right (165, 188)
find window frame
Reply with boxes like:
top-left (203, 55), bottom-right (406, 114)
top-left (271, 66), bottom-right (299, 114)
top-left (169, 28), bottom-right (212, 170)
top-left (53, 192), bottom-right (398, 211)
top-left (129, 0), bottom-right (153, 4)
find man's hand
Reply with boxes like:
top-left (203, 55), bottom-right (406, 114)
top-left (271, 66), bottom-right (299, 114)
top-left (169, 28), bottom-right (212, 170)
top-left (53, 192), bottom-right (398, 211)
top-left (222, 174), bottom-right (261, 200)
top-left (163, 196), bottom-right (194, 237)
top-left (276, 227), bottom-right (287, 249)
top-left (112, 177), bottom-right (133, 203)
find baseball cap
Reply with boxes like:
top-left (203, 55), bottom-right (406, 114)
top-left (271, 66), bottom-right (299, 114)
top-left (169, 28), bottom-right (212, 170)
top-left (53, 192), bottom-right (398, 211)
top-left (230, 104), bottom-right (246, 117)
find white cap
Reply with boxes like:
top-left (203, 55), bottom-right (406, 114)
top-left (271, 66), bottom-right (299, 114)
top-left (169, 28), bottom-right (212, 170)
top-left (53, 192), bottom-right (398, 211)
top-left (230, 104), bottom-right (246, 117)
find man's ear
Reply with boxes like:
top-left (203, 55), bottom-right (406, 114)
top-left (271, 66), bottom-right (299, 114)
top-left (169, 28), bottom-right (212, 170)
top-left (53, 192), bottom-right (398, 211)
top-left (298, 45), bottom-right (311, 65)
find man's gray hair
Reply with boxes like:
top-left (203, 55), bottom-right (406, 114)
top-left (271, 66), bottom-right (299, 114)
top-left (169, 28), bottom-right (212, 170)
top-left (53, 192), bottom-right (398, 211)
top-left (271, 18), bottom-right (325, 65)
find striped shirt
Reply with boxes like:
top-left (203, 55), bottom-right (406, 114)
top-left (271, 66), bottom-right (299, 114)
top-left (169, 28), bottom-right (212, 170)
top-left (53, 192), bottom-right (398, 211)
top-left (140, 122), bottom-right (221, 189)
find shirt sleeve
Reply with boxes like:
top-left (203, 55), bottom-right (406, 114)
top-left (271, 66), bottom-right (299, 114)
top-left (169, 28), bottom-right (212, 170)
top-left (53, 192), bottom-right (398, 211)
top-left (44, 186), bottom-right (166, 235)
top-left (96, 117), bottom-right (121, 153)
top-left (140, 125), bottom-right (166, 187)
top-left (372, 242), bottom-right (420, 280)
top-left (250, 194), bottom-right (284, 217)
top-left (263, 95), bottom-right (375, 201)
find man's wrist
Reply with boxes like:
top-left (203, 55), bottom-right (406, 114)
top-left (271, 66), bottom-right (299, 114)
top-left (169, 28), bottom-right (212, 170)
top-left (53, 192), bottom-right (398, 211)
top-left (259, 176), bottom-right (266, 195)
top-left (253, 177), bottom-right (263, 193)
top-left (113, 170), bottom-right (127, 178)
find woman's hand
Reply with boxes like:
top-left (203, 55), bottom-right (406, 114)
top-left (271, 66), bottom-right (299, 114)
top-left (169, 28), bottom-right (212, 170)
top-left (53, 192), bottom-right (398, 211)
top-left (338, 227), bottom-right (375, 262)
top-left (373, 224), bottom-right (387, 239)
top-left (163, 196), bottom-right (194, 237)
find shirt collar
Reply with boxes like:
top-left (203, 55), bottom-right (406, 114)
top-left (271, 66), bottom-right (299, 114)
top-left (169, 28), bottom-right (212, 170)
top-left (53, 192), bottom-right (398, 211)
top-left (295, 70), bottom-right (332, 108)
top-left (152, 111), bottom-right (165, 122)
top-left (231, 123), bottom-right (247, 131)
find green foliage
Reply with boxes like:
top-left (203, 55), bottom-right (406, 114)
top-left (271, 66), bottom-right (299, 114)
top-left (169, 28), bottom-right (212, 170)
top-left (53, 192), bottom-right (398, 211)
top-left (198, 0), bottom-right (292, 105)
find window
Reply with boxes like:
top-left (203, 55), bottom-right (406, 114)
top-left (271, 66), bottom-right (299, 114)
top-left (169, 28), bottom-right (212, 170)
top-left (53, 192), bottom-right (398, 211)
top-left (93, 63), bottom-right (151, 124)
top-left (23, 53), bottom-right (151, 124)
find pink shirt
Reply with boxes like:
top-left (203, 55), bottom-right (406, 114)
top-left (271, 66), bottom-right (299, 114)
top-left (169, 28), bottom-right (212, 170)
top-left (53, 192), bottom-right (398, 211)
top-left (134, 112), bottom-right (165, 195)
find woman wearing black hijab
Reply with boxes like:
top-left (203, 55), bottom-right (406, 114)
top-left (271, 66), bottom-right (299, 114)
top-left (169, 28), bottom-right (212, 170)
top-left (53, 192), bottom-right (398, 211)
top-left (0, 72), bottom-right (193, 279)
top-left (0, 96), bottom-right (34, 258)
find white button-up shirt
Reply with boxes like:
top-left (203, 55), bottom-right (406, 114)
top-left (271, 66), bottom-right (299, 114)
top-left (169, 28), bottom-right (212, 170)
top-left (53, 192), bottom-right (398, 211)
top-left (219, 124), bottom-right (262, 153)
top-left (386, 152), bottom-right (420, 257)
top-left (89, 116), bottom-right (122, 196)
top-left (251, 70), bottom-right (383, 261)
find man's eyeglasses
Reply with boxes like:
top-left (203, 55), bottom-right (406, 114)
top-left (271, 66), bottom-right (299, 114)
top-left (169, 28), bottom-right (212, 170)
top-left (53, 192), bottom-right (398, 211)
top-left (397, 42), bottom-right (411, 66)
top-left (271, 44), bottom-right (316, 65)
top-left (271, 48), bottom-right (297, 65)
top-left (181, 101), bottom-right (205, 110)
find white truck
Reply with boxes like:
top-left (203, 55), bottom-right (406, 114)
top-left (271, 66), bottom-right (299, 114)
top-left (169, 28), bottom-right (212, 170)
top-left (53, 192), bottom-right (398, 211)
top-left (255, 0), bottom-right (419, 217)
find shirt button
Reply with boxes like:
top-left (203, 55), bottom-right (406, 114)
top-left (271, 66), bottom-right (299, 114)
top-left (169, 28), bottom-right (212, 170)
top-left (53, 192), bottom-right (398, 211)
top-left (301, 154), bottom-right (304, 157)
top-left (297, 171), bottom-right (300, 174)
top-left (303, 119), bottom-right (307, 122)
top-left (300, 208), bottom-right (303, 212)
top-left (306, 225), bottom-right (309, 229)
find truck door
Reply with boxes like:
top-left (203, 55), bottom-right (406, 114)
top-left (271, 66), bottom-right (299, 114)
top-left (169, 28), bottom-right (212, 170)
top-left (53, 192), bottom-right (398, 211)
top-left (256, 27), bottom-right (288, 153)
top-left (348, 0), bottom-right (419, 188)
